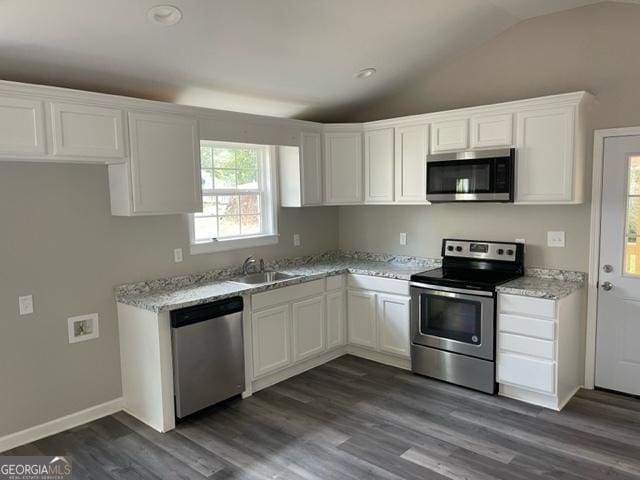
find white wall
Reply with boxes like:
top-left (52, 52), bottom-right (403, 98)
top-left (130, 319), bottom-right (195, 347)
top-left (0, 161), bottom-right (338, 437)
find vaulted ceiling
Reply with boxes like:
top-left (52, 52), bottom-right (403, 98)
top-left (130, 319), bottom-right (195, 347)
top-left (0, 0), bottom-right (635, 120)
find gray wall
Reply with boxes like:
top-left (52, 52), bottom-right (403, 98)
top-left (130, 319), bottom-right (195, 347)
top-left (0, 161), bottom-right (338, 437)
top-left (339, 1), bottom-right (640, 271)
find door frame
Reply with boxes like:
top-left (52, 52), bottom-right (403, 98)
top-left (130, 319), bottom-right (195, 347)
top-left (586, 126), bottom-right (640, 389)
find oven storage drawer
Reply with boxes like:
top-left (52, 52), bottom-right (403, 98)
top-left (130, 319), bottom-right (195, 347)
top-left (498, 313), bottom-right (555, 340)
top-left (497, 353), bottom-right (556, 394)
top-left (498, 332), bottom-right (555, 360)
top-left (499, 294), bottom-right (556, 319)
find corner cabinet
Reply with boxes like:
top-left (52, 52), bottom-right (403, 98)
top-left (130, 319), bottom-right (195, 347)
top-left (395, 124), bottom-right (429, 204)
top-left (108, 112), bottom-right (202, 216)
top-left (364, 128), bottom-right (395, 203)
top-left (279, 131), bottom-right (323, 207)
top-left (323, 130), bottom-right (363, 204)
top-left (515, 106), bottom-right (584, 204)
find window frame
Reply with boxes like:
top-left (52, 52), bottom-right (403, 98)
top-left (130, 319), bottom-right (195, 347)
top-left (189, 141), bottom-right (279, 255)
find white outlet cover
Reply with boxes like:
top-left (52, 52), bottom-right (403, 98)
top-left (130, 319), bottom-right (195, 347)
top-left (547, 231), bottom-right (566, 248)
top-left (174, 248), bottom-right (183, 263)
top-left (399, 233), bottom-right (407, 246)
top-left (18, 295), bottom-right (33, 315)
top-left (293, 234), bottom-right (301, 247)
top-left (68, 313), bottom-right (99, 344)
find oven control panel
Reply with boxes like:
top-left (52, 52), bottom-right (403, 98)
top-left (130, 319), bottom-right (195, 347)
top-left (443, 240), bottom-right (517, 261)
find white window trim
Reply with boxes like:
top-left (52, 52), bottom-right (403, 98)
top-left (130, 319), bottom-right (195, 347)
top-left (189, 143), bottom-right (279, 255)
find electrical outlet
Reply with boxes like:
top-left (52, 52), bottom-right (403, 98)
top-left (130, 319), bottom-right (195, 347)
top-left (68, 313), bottom-right (99, 343)
top-left (174, 248), bottom-right (183, 263)
top-left (515, 238), bottom-right (526, 244)
top-left (18, 295), bottom-right (33, 315)
top-left (547, 231), bottom-right (566, 248)
top-left (293, 234), bottom-right (301, 247)
top-left (399, 233), bottom-right (407, 246)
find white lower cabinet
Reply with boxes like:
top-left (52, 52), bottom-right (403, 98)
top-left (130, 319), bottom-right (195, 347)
top-left (252, 304), bottom-right (291, 377)
top-left (496, 290), bottom-right (584, 410)
top-left (292, 296), bottom-right (326, 362)
top-left (377, 293), bottom-right (411, 357)
top-left (347, 289), bottom-right (377, 348)
top-left (326, 290), bottom-right (346, 349)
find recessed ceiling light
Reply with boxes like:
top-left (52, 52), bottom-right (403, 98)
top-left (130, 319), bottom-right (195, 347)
top-left (147, 5), bottom-right (183, 26)
top-left (355, 68), bottom-right (377, 79)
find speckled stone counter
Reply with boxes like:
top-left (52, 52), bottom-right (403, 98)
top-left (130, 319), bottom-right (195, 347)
top-left (496, 268), bottom-right (586, 300)
top-left (114, 251), bottom-right (441, 312)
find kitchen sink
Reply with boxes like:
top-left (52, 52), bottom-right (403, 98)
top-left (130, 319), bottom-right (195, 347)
top-left (230, 271), bottom-right (299, 285)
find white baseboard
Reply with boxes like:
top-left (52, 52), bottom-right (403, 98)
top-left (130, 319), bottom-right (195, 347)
top-left (0, 397), bottom-right (123, 453)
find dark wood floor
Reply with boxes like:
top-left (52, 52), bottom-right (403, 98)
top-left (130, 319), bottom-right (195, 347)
top-left (5, 355), bottom-right (640, 479)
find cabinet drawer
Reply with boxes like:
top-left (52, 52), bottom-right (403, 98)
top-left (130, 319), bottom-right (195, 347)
top-left (499, 313), bottom-right (555, 340)
top-left (326, 274), bottom-right (345, 291)
top-left (499, 332), bottom-right (554, 360)
top-left (498, 353), bottom-right (556, 394)
top-left (252, 279), bottom-right (324, 311)
top-left (499, 294), bottom-right (556, 319)
top-left (348, 274), bottom-right (409, 295)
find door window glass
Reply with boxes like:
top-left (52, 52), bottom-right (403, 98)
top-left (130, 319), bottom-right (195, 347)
top-left (624, 156), bottom-right (640, 275)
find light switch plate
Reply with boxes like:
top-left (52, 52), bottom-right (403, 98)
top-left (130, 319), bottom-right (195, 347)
top-left (174, 248), bottom-right (183, 263)
top-left (547, 231), bottom-right (566, 248)
top-left (293, 234), bottom-right (301, 247)
top-left (18, 295), bottom-right (33, 315)
top-left (399, 233), bottom-right (407, 246)
top-left (68, 313), bottom-right (99, 343)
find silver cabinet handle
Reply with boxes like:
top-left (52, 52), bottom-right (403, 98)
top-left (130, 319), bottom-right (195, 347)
top-left (601, 281), bottom-right (613, 291)
top-left (602, 264), bottom-right (613, 273)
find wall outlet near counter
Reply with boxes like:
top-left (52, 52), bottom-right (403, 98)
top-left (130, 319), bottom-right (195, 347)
top-left (174, 248), bottom-right (183, 263)
top-left (547, 231), bottom-right (566, 248)
top-left (293, 233), bottom-right (301, 247)
top-left (68, 313), bottom-right (99, 344)
top-left (399, 233), bottom-right (407, 246)
top-left (18, 295), bottom-right (34, 315)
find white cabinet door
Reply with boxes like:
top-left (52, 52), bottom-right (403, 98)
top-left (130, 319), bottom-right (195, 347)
top-left (497, 353), bottom-right (556, 394)
top-left (347, 289), bottom-right (377, 348)
top-left (515, 107), bottom-right (575, 203)
top-left (431, 119), bottom-right (468, 153)
top-left (252, 305), bottom-right (291, 377)
top-left (292, 296), bottom-right (326, 362)
top-left (300, 131), bottom-right (323, 206)
top-left (364, 128), bottom-right (394, 203)
top-left (326, 290), bottom-right (346, 349)
top-left (50, 102), bottom-right (126, 160)
top-left (395, 124), bottom-right (428, 204)
top-left (128, 112), bottom-right (202, 214)
top-left (470, 113), bottom-right (513, 149)
top-left (377, 294), bottom-right (410, 357)
top-left (324, 131), bottom-right (363, 204)
top-left (0, 96), bottom-right (46, 156)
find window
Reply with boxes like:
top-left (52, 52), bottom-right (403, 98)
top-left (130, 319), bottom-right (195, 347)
top-left (624, 156), bottom-right (640, 275)
top-left (190, 141), bottom-right (278, 254)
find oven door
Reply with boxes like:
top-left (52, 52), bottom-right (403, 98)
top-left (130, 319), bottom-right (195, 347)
top-left (410, 282), bottom-right (495, 360)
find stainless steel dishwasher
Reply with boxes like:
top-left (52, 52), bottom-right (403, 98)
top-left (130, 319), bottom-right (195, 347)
top-left (170, 297), bottom-right (244, 418)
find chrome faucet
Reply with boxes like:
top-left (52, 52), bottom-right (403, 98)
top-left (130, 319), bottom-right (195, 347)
top-left (243, 256), bottom-right (257, 275)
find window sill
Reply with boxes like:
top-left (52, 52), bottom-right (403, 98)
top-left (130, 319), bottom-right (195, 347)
top-left (190, 234), bottom-right (279, 255)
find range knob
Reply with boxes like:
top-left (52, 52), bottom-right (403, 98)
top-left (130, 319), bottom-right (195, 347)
top-left (447, 245), bottom-right (454, 252)
top-left (497, 248), bottom-right (504, 255)
top-left (455, 246), bottom-right (463, 252)
top-left (507, 249), bottom-right (514, 256)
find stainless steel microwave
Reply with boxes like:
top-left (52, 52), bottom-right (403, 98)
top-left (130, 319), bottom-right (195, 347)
top-left (426, 148), bottom-right (515, 203)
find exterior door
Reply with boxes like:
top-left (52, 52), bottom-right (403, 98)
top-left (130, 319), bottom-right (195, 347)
top-left (595, 135), bottom-right (640, 396)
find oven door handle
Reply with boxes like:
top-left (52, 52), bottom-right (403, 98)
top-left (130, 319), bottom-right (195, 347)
top-left (410, 281), bottom-right (494, 298)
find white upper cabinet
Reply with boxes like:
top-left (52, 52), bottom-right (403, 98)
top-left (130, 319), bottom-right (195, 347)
top-left (430, 119), bottom-right (468, 153)
top-left (515, 106), bottom-right (579, 204)
top-left (395, 124), bottom-right (428, 204)
top-left (470, 113), bottom-right (513, 149)
top-left (50, 102), bottom-right (126, 160)
top-left (323, 130), bottom-right (363, 204)
top-left (364, 128), bottom-right (394, 203)
top-left (109, 111), bottom-right (202, 216)
top-left (0, 96), bottom-right (46, 156)
top-left (279, 131), bottom-right (323, 207)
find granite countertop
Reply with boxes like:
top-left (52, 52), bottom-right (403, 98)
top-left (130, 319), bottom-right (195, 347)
top-left (114, 252), bottom-right (441, 313)
top-left (114, 251), bottom-right (587, 312)
top-left (497, 268), bottom-right (586, 300)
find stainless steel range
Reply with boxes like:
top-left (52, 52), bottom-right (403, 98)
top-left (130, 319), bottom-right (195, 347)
top-left (410, 239), bottom-right (524, 393)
